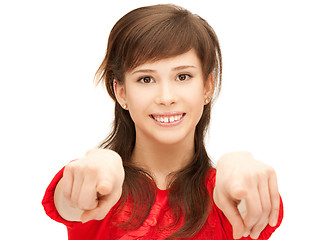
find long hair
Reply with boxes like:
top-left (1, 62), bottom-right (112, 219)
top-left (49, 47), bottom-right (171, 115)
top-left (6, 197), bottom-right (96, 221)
top-left (95, 4), bottom-right (222, 239)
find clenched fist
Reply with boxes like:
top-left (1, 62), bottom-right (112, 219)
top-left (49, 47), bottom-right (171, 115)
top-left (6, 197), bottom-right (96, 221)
top-left (54, 149), bottom-right (125, 223)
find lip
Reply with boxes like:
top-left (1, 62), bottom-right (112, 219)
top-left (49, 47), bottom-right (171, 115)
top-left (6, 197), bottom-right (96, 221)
top-left (150, 112), bottom-right (186, 127)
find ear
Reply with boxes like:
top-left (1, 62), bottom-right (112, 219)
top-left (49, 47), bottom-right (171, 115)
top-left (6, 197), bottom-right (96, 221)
top-left (204, 73), bottom-right (214, 103)
top-left (113, 80), bottom-right (127, 108)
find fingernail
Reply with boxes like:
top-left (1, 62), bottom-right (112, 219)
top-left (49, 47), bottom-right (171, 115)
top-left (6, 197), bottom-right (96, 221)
top-left (233, 232), bottom-right (242, 239)
top-left (243, 231), bottom-right (250, 237)
top-left (269, 214), bottom-right (278, 226)
top-left (251, 232), bottom-right (260, 239)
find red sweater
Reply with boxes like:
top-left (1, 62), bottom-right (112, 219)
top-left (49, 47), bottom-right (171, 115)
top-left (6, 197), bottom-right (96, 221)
top-left (42, 167), bottom-right (283, 240)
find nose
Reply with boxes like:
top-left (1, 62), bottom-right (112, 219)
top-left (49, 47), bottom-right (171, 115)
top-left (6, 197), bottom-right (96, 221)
top-left (155, 81), bottom-right (177, 106)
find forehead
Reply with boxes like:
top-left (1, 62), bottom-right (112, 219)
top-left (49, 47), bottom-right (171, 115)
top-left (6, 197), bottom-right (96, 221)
top-left (128, 49), bottom-right (201, 74)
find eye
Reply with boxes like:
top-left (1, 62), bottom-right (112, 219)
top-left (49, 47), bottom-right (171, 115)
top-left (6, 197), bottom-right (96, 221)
top-left (138, 76), bottom-right (154, 83)
top-left (176, 74), bottom-right (191, 81)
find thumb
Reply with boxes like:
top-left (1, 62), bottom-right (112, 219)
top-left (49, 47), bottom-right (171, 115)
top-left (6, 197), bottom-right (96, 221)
top-left (81, 191), bottom-right (116, 223)
top-left (81, 209), bottom-right (96, 223)
top-left (79, 182), bottom-right (113, 223)
top-left (81, 206), bottom-right (108, 223)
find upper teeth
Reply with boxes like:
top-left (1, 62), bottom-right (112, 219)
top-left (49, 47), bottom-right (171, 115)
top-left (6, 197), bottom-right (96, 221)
top-left (153, 114), bottom-right (183, 123)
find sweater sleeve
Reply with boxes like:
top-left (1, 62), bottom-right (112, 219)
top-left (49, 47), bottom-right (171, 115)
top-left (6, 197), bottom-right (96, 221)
top-left (41, 166), bottom-right (83, 229)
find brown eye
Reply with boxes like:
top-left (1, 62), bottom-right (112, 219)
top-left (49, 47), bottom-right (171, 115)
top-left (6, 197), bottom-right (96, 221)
top-left (177, 74), bottom-right (191, 81)
top-left (139, 76), bottom-right (154, 83)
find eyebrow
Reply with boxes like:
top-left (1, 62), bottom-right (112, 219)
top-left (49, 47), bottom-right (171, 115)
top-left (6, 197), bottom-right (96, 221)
top-left (131, 65), bottom-right (196, 75)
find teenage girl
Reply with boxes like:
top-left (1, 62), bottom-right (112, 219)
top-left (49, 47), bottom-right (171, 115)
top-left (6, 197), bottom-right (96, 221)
top-left (43, 4), bottom-right (283, 240)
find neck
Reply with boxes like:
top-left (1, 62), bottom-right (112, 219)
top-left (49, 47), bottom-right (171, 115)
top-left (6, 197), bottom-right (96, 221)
top-left (131, 135), bottom-right (195, 190)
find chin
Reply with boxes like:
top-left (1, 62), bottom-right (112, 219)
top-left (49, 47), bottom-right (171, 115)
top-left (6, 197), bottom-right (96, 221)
top-left (152, 131), bottom-right (194, 146)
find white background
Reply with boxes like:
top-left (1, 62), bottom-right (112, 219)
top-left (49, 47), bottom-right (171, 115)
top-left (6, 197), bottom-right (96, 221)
top-left (1, 0), bottom-right (327, 239)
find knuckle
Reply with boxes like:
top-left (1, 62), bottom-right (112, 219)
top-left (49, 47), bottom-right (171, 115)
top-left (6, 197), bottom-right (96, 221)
top-left (272, 190), bottom-right (280, 199)
top-left (68, 160), bottom-right (80, 169)
top-left (251, 207), bottom-right (263, 220)
top-left (270, 193), bottom-right (280, 209)
top-left (243, 172), bottom-right (257, 184)
top-left (271, 191), bottom-right (281, 203)
top-left (244, 219), bottom-right (254, 230)
top-left (70, 194), bottom-right (79, 204)
top-left (262, 202), bottom-right (271, 215)
top-left (62, 187), bottom-right (71, 199)
top-left (79, 202), bottom-right (96, 211)
top-left (63, 163), bottom-right (74, 175)
top-left (70, 195), bottom-right (81, 208)
top-left (265, 167), bottom-right (276, 178)
top-left (273, 202), bottom-right (280, 212)
top-left (255, 168), bottom-right (268, 180)
top-left (78, 198), bottom-right (97, 210)
top-left (76, 197), bottom-right (86, 208)
top-left (271, 206), bottom-right (280, 217)
top-left (268, 166), bottom-right (276, 174)
top-left (257, 170), bottom-right (267, 180)
top-left (77, 202), bottom-right (85, 210)
top-left (251, 221), bottom-right (268, 237)
top-left (256, 208), bottom-right (263, 218)
top-left (254, 167), bottom-right (275, 182)
top-left (84, 164), bottom-right (99, 176)
top-left (69, 198), bottom-right (78, 208)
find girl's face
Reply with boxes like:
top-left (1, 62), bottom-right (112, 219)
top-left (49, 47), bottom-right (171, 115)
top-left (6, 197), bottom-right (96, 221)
top-left (114, 49), bottom-right (213, 146)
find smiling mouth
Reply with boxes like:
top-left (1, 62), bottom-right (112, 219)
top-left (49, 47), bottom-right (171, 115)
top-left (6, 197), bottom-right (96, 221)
top-left (150, 113), bottom-right (186, 123)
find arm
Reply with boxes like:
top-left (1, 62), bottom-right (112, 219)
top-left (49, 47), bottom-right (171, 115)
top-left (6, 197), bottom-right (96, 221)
top-left (53, 149), bottom-right (125, 223)
top-left (213, 151), bottom-right (281, 239)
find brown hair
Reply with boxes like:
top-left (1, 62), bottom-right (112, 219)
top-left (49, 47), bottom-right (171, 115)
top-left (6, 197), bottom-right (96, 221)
top-left (95, 4), bottom-right (222, 239)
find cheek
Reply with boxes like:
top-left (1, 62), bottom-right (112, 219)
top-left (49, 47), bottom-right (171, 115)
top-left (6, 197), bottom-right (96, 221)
top-left (125, 88), bottom-right (151, 120)
top-left (184, 88), bottom-right (205, 121)
top-left (193, 96), bottom-right (205, 120)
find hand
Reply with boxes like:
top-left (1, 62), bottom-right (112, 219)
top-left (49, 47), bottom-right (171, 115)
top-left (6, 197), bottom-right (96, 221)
top-left (213, 152), bottom-right (280, 239)
top-left (60, 148), bottom-right (125, 223)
